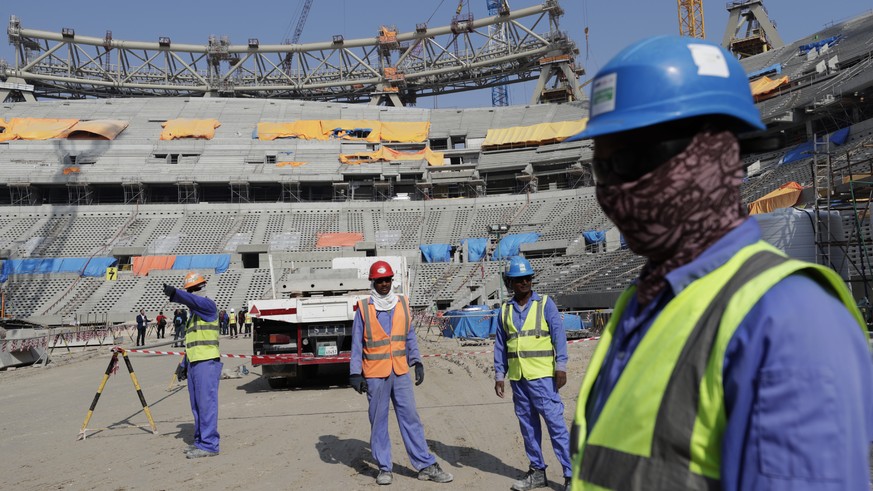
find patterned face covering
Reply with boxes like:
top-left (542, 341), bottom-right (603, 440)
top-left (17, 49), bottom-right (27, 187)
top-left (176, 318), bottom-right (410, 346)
top-left (595, 130), bottom-right (746, 307)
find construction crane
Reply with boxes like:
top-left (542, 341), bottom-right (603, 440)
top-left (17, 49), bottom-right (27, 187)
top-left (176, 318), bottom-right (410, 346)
top-left (289, 0), bottom-right (315, 45)
top-left (678, 0), bottom-right (705, 39)
top-left (487, 0), bottom-right (510, 106)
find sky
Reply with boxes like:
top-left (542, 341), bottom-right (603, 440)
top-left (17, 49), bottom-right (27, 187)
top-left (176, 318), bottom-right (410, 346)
top-left (1, 0), bottom-right (870, 108)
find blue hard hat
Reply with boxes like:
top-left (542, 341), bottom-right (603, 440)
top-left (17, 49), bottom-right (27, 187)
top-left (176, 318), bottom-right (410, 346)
top-left (505, 256), bottom-right (534, 278)
top-left (569, 35), bottom-right (765, 141)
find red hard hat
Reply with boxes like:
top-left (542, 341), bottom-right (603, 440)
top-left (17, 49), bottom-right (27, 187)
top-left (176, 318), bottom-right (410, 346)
top-left (368, 261), bottom-right (394, 280)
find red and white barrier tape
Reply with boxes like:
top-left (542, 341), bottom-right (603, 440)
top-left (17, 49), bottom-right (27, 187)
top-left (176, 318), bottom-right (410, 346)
top-left (123, 336), bottom-right (601, 361)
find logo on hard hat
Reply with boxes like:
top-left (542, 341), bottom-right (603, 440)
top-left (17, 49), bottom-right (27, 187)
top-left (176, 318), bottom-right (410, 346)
top-left (377, 267), bottom-right (386, 273)
top-left (519, 264), bottom-right (527, 272)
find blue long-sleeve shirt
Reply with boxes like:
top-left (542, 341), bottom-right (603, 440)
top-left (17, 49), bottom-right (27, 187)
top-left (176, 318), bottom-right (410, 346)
top-left (350, 296), bottom-right (422, 376)
top-left (170, 288), bottom-right (218, 323)
top-left (494, 292), bottom-right (568, 382)
top-left (585, 218), bottom-right (873, 490)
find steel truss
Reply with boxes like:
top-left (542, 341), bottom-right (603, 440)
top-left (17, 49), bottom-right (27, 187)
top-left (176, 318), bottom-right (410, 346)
top-left (4, 1), bottom-right (580, 105)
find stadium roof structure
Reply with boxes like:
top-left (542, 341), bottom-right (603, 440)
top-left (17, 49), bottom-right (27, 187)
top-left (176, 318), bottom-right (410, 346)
top-left (2, 1), bottom-right (582, 106)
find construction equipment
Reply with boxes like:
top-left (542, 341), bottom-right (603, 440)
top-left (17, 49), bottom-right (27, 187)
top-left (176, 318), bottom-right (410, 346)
top-left (249, 256), bottom-right (408, 389)
top-left (678, 0), bottom-right (705, 39)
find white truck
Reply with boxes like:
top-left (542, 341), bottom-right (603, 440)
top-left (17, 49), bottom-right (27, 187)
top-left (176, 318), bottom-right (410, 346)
top-left (249, 256), bottom-right (408, 388)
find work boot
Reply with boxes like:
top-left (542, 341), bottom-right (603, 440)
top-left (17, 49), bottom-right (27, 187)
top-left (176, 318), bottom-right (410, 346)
top-left (511, 466), bottom-right (548, 491)
top-left (564, 476), bottom-right (571, 491)
top-left (182, 444), bottom-right (197, 454)
top-left (186, 448), bottom-right (219, 459)
top-left (376, 471), bottom-right (393, 485)
top-left (418, 463), bottom-right (453, 483)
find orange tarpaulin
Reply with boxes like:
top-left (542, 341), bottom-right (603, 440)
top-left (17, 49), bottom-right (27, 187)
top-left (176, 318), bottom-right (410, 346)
top-left (132, 255), bottom-right (177, 276)
top-left (63, 167), bottom-right (81, 175)
top-left (482, 120), bottom-right (588, 148)
top-left (257, 120), bottom-right (429, 143)
top-left (160, 119), bottom-right (221, 140)
top-left (276, 161), bottom-right (307, 167)
top-left (0, 118), bottom-right (79, 141)
top-left (63, 119), bottom-right (129, 140)
top-left (750, 75), bottom-right (790, 98)
top-left (339, 147), bottom-right (445, 167)
top-left (257, 121), bottom-right (324, 141)
top-left (748, 182), bottom-right (804, 215)
top-left (315, 232), bottom-right (364, 248)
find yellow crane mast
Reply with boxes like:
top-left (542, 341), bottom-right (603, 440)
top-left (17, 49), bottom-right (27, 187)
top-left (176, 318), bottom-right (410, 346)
top-left (678, 0), bottom-right (705, 39)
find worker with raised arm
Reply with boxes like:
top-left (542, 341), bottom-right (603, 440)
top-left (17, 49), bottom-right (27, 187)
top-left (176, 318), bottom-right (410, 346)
top-left (163, 271), bottom-right (222, 459)
top-left (567, 35), bottom-right (873, 490)
top-left (494, 256), bottom-right (572, 491)
top-left (349, 260), bottom-right (453, 486)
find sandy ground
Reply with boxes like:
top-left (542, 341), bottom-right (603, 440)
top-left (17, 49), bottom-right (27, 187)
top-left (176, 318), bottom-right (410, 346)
top-left (0, 331), bottom-right (597, 491)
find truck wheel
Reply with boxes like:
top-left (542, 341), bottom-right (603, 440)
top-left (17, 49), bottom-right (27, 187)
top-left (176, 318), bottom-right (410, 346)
top-left (267, 377), bottom-right (288, 389)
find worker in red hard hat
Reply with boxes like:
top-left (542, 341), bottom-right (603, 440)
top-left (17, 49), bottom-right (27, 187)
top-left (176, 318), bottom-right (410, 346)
top-left (163, 271), bottom-right (222, 459)
top-left (349, 260), bottom-right (453, 486)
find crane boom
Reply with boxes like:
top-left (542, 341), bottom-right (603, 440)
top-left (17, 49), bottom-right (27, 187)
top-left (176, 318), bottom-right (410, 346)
top-left (678, 0), bottom-right (705, 39)
top-left (291, 0), bottom-right (315, 44)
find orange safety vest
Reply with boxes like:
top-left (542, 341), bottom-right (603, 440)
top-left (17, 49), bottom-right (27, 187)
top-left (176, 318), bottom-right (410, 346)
top-left (358, 296), bottom-right (411, 378)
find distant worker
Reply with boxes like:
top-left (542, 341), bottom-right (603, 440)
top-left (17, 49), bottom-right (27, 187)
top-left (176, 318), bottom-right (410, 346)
top-left (567, 36), bottom-right (873, 490)
top-left (229, 308), bottom-right (238, 338)
top-left (172, 309), bottom-right (185, 348)
top-left (163, 272), bottom-right (222, 459)
top-left (155, 311), bottom-right (167, 339)
top-left (349, 260), bottom-right (453, 486)
top-left (494, 256), bottom-right (572, 491)
top-left (236, 308), bottom-right (245, 339)
top-left (135, 309), bottom-right (149, 346)
top-left (243, 308), bottom-right (253, 338)
top-left (218, 309), bottom-right (228, 336)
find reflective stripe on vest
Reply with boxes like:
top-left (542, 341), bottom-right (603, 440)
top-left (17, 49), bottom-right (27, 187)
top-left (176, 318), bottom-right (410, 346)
top-left (186, 313), bottom-right (220, 363)
top-left (359, 296), bottom-right (411, 378)
top-left (569, 242), bottom-right (864, 491)
top-left (502, 295), bottom-right (555, 381)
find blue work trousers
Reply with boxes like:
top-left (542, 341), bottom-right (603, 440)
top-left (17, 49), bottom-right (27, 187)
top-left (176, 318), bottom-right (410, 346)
top-left (188, 359), bottom-right (222, 453)
top-left (367, 371), bottom-right (436, 472)
top-left (510, 377), bottom-right (572, 477)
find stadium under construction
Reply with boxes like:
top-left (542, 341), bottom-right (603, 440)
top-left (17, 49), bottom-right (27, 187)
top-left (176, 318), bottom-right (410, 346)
top-left (1, 0), bottom-right (873, 332)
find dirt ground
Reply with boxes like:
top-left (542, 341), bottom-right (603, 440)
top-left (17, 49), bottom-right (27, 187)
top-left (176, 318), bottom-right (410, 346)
top-left (0, 331), bottom-right (598, 491)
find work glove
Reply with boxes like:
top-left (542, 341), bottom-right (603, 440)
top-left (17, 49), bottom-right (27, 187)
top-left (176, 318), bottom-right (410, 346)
top-left (349, 373), bottom-right (368, 394)
top-left (175, 361), bottom-right (187, 381)
top-left (413, 362), bottom-right (424, 386)
top-left (162, 283), bottom-right (175, 299)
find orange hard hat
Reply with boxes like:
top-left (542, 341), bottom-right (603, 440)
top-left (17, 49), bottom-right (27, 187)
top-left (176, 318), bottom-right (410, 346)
top-left (368, 261), bottom-right (394, 280)
top-left (183, 271), bottom-right (206, 289)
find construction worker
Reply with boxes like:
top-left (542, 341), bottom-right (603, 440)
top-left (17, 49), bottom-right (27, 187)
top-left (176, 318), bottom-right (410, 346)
top-left (349, 260), bottom-right (453, 486)
top-left (243, 308), bottom-right (252, 338)
top-left (228, 308), bottom-right (237, 338)
top-left (163, 272), bottom-right (222, 459)
top-left (494, 256), bottom-right (572, 491)
top-left (567, 36), bottom-right (873, 490)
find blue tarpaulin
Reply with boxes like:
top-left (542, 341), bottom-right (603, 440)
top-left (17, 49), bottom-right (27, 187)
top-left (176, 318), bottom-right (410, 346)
top-left (799, 35), bottom-right (842, 55)
top-left (583, 231), bottom-right (606, 245)
top-left (1, 257), bottom-right (117, 282)
top-left (420, 244), bottom-right (452, 263)
top-left (442, 308), bottom-right (584, 338)
top-left (461, 238), bottom-right (488, 262)
top-left (747, 63), bottom-right (782, 79)
top-left (171, 254), bottom-right (231, 274)
top-left (443, 307), bottom-right (498, 338)
top-left (831, 127), bottom-right (850, 146)
top-left (781, 128), bottom-right (850, 165)
top-left (492, 233), bottom-right (540, 259)
top-left (562, 313), bottom-right (583, 331)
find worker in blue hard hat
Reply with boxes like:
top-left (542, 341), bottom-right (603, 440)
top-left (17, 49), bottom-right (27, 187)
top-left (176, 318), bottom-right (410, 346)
top-left (567, 36), bottom-right (873, 490)
top-left (494, 256), bottom-right (572, 491)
